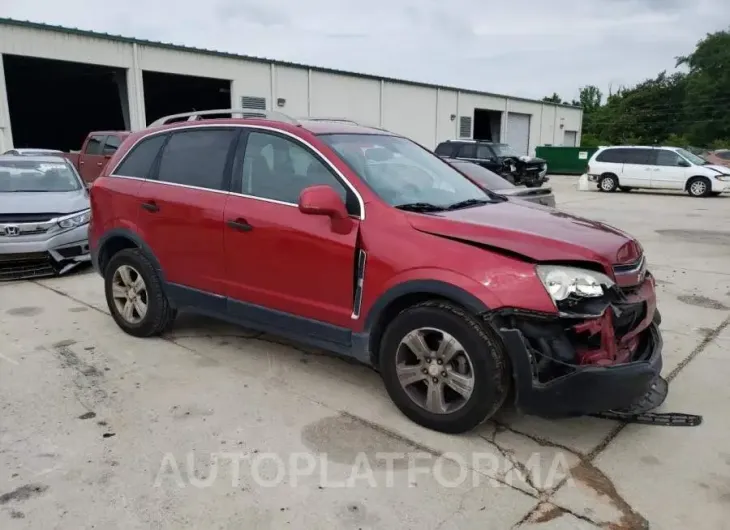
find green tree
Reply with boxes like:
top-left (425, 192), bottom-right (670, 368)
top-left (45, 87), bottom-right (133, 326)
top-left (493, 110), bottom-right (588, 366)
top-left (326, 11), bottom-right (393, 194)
top-left (549, 27), bottom-right (730, 148)
top-left (676, 30), bottom-right (730, 146)
top-left (578, 85), bottom-right (603, 113)
top-left (542, 93), bottom-right (564, 104)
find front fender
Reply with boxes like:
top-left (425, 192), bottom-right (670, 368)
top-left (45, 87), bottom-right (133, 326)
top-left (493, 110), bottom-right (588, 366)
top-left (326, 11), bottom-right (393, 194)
top-left (361, 268), bottom-right (504, 333)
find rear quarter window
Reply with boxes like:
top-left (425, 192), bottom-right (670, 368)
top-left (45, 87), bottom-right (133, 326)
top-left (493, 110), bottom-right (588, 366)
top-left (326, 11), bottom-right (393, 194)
top-left (113, 134), bottom-right (168, 179)
top-left (595, 149), bottom-right (623, 163)
top-left (434, 143), bottom-right (455, 156)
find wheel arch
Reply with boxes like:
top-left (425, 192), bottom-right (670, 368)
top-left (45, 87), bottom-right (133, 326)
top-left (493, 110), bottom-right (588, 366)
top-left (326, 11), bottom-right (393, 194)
top-left (363, 279), bottom-right (490, 368)
top-left (685, 174), bottom-right (711, 191)
top-left (97, 228), bottom-right (164, 280)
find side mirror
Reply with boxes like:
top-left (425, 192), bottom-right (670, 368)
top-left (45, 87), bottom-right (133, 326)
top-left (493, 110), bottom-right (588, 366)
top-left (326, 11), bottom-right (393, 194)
top-left (298, 185), bottom-right (348, 219)
top-left (678, 159), bottom-right (691, 167)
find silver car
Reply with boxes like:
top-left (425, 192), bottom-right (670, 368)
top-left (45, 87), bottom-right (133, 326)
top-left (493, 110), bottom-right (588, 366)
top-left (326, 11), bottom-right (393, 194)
top-left (2, 148), bottom-right (65, 156)
top-left (445, 158), bottom-right (556, 207)
top-left (0, 156), bottom-right (91, 281)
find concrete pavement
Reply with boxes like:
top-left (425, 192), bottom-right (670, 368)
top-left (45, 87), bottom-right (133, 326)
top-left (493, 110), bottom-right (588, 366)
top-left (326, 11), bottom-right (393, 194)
top-left (1, 176), bottom-right (729, 529)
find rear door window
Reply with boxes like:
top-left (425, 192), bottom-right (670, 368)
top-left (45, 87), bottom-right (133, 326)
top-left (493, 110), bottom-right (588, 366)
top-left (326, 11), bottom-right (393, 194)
top-left (156, 128), bottom-right (238, 191)
top-left (624, 149), bottom-right (652, 165)
top-left (113, 134), bottom-right (168, 179)
top-left (102, 135), bottom-right (122, 155)
top-left (476, 145), bottom-right (494, 160)
top-left (457, 144), bottom-right (477, 158)
top-left (85, 135), bottom-right (106, 155)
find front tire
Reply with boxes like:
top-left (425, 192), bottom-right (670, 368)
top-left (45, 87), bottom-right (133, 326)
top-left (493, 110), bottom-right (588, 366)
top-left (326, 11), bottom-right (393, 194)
top-left (379, 301), bottom-right (510, 434)
top-left (599, 174), bottom-right (618, 192)
top-left (687, 177), bottom-right (711, 197)
top-left (104, 248), bottom-right (175, 337)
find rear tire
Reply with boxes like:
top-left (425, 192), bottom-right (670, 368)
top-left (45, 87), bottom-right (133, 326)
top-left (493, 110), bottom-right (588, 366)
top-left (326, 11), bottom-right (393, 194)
top-left (379, 301), bottom-right (510, 434)
top-left (599, 174), bottom-right (618, 192)
top-left (687, 177), bottom-right (711, 198)
top-left (104, 249), bottom-right (175, 337)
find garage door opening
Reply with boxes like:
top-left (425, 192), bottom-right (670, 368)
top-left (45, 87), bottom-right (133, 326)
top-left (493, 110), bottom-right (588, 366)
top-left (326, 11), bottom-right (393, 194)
top-left (143, 71), bottom-right (231, 125)
top-left (506, 112), bottom-right (532, 155)
top-left (3, 55), bottom-right (128, 152)
top-left (473, 109), bottom-right (502, 142)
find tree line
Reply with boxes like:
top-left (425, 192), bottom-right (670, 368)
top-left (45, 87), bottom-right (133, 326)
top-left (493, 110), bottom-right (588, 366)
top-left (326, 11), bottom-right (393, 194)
top-left (543, 28), bottom-right (730, 150)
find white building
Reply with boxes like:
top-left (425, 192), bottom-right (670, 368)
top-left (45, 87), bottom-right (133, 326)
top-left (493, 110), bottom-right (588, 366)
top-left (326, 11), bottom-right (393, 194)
top-left (0, 18), bottom-right (582, 155)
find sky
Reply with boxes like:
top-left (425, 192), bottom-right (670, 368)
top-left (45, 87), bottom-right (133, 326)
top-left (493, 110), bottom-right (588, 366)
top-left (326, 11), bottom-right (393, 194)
top-left (3, 0), bottom-right (730, 102)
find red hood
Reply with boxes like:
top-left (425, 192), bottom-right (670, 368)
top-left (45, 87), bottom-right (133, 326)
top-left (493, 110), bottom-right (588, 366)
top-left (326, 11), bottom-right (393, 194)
top-left (407, 200), bottom-right (641, 270)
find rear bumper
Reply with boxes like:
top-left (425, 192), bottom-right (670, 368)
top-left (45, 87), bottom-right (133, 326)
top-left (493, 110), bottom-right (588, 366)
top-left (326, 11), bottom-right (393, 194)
top-left (499, 323), bottom-right (663, 417)
top-left (0, 225), bottom-right (90, 281)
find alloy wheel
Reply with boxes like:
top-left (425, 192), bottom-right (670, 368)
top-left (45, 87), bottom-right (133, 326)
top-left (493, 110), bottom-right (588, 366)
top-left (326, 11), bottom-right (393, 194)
top-left (111, 264), bottom-right (148, 324)
top-left (601, 177), bottom-right (615, 191)
top-left (690, 180), bottom-right (707, 196)
top-left (394, 327), bottom-right (475, 414)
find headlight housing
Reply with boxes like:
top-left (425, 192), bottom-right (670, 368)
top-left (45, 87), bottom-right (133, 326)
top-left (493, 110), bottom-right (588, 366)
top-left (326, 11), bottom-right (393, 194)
top-left (536, 265), bottom-right (614, 303)
top-left (714, 175), bottom-right (730, 181)
top-left (57, 209), bottom-right (91, 229)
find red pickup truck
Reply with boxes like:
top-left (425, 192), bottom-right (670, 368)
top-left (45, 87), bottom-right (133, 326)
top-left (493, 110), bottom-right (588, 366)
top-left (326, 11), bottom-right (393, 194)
top-left (65, 131), bottom-right (130, 184)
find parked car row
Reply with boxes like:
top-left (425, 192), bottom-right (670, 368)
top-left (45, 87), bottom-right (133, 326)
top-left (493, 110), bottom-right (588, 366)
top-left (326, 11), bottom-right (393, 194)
top-left (3, 130), bottom-right (130, 185)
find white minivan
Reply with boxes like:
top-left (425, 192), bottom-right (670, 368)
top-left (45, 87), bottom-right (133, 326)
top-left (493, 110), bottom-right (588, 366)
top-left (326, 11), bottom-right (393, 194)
top-left (586, 146), bottom-right (730, 197)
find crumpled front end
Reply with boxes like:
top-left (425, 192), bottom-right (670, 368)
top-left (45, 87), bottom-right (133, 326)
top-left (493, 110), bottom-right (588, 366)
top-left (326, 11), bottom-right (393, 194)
top-left (492, 258), bottom-right (664, 418)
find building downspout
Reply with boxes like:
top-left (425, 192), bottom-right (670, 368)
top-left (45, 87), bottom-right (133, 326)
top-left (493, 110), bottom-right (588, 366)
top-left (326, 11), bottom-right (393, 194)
top-left (379, 80), bottom-right (385, 127)
top-left (0, 54), bottom-right (14, 150)
top-left (129, 43), bottom-right (146, 130)
top-left (434, 88), bottom-right (440, 148)
top-left (270, 64), bottom-right (276, 111)
top-left (307, 68), bottom-right (312, 117)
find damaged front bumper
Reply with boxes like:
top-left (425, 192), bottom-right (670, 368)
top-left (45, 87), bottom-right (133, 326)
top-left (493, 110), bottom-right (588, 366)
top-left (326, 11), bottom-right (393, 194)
top-left (0, 225), bottom-right (90, 281)
top-left (494, 275), bottom-right (663, 418)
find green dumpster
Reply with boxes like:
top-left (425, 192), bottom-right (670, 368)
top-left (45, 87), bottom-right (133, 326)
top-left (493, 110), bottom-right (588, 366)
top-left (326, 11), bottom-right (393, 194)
top-left (535, 146), bottom-right (599, 175)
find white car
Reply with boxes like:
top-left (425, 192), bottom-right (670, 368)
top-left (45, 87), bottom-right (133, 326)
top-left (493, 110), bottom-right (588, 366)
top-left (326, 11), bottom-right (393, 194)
top-left (586, 146), bottom-right (730, 197)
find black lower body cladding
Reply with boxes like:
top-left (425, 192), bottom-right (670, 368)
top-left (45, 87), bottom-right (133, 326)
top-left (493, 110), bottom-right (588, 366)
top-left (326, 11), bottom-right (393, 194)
top-left (499, 323), bottom-right (663, 417)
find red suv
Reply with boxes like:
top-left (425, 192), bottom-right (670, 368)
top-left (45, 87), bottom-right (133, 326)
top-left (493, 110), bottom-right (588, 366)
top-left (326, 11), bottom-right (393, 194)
top-left (89, 110), bottom-right (664, 434)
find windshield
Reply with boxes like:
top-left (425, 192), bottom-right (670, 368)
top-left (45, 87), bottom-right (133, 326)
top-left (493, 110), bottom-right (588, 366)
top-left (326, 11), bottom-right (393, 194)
top-left (0, 160), bottom-right (81, 192)
top-left (449, 161), bottom-right (513, 190)
top-left (491, 144), bottom-right (521, 157)
top-left (676, 148), bottom-right (708, 166)
top-left (319, 134), bottom-right (492, 209)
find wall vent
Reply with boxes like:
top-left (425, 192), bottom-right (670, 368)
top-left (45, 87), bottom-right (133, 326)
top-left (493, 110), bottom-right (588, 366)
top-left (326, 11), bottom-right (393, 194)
top-left (459, 116), bottom-right (472, 138)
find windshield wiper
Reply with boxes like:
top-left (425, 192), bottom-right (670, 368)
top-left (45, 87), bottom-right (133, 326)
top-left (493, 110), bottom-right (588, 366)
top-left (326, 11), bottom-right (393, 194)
top-left (395, 202), bottom-right (447, 212)
top-left (445, 198), bottom-right (494, 210)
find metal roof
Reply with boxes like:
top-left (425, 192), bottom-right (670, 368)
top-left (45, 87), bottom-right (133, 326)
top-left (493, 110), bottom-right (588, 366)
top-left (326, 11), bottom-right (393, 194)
top-left (0, 17), bottom-right (582, 111)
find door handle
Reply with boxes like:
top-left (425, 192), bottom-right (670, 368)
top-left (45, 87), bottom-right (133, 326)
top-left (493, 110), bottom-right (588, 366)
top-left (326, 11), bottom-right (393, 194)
top-left (227, 218), bottom-right (253, 232)
top-left (141, 201), bottom-right (159, 213)
top-left (97, 162), bottom-right (104, 166)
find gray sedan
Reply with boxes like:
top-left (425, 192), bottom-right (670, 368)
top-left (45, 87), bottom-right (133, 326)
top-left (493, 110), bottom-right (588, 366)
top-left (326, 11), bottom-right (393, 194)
top-left (0, 156), bottom-right (90, 281)
top-left (444, 158), bottom-right (556, 207)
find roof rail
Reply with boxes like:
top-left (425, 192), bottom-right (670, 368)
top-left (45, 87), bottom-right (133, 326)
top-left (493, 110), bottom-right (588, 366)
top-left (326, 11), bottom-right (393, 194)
top-left (302, 116), bottom-right (393, 133)
top-left (303, 117), bottom-right (360, 124)
top-left (148, 108), bottom-right (300, 127)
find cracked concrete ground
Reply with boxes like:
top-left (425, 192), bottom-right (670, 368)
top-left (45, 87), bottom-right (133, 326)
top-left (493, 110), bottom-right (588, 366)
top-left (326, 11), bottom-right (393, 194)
top-left (1, 176), bottom-right (729, 529)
